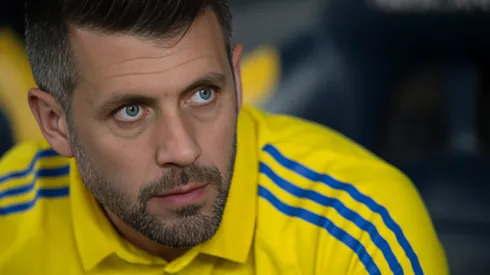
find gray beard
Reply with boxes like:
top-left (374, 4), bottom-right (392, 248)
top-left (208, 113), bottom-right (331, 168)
top-left (69, 126), bottom-right (237, 249)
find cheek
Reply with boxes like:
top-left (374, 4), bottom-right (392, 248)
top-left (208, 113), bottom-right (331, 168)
top-left (197, 111), bottom-right (236, 171)
top-left (75, 124), bottom-right (153, 196)
top-left (71, 94), bottom-right (155, 196)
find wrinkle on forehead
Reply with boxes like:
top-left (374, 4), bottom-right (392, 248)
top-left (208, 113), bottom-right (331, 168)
top-left (105, 52), bottom-right (177, 68)
top-left (72, 34), bottom-right (201, 82)
top-left (102, 38), bottom-right (193, 69)
top-left (102, 55), bottom-right (220, 82)
top-left (70, 10), bottom-right (228, 88)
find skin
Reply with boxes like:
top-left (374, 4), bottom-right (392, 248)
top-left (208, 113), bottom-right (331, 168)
top-left (28, 10), bottom-right (244, 261)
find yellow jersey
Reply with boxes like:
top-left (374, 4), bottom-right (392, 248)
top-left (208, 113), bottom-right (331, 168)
top-left (0, 105), bottom-right (448, 275)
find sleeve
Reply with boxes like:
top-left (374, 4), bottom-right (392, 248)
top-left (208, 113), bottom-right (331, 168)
top-left (350, 166), bottom-right (449, 275)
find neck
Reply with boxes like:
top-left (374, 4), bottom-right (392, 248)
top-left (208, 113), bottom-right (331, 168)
top-left (103, 207), bottom-right (188, 262)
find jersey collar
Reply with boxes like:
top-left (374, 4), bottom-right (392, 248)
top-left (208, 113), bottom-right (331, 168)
top-left (70, 106), bottom-right (258, 271)
top-left (198, 106), bottom-right (258, 263)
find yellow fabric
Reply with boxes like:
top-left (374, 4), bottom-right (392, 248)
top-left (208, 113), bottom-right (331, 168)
top-left (240, 46), bottom-right (280, 106)
top-left (0, 105), bottom-right (448, 274)
top-left (0, 28), bottom-right (43, 142)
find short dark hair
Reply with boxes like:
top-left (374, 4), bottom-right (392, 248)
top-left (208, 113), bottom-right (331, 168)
top-left (25, 0), bottom-right (232, 111)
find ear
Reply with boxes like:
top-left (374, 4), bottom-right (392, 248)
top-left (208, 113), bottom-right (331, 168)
top-left (28, 88), bottom-right (74, 157)
top-left (232, 44), bottom-right (243, 110)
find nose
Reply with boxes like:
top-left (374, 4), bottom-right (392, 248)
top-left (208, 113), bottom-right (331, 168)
top-left (155, 114), bottom-right (201, 168)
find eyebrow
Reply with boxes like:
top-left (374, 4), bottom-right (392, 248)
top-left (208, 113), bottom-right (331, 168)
top-left (184, 72), bottom-right (226, 93)
top-left (95, 72), bottom-right (227, 116)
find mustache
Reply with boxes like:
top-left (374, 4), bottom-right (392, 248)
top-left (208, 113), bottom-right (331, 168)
top-left (138, 164), bottom-right (223, 202)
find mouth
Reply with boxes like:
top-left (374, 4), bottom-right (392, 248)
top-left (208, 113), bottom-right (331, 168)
top-left (154, 183), bottom-right (209, 208)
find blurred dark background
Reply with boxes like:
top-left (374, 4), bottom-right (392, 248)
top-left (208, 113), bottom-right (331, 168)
top-left (1, 0), bottom-right (489, 274)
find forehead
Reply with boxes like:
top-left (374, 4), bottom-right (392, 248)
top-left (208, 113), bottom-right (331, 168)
top-left (68, 10), bottom-right (229, 96)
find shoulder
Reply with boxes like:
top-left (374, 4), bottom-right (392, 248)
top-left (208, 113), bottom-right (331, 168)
top-left (0, 141), bottom-right (71, 257)
top-left (0, 140), bottom-right (71, 216)
top-left (248, 107), bottom-right (448, 274)
top-left (245, 105), bottom-right (381, 161)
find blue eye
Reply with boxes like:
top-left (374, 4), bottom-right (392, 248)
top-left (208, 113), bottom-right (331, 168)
top-left (125, 105), bottom-right (140, 117)
top-left (189, 87), bottom-right (216, 105)
top-left (114, 105), bottom-right (144, 122)
top-left (198, 89), bottom-right (213, 100)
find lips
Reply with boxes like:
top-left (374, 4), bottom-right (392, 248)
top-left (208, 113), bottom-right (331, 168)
top-left (153, 183), bottom-right (209, 208)
top-left (160, 183), bottom-right (208, 197)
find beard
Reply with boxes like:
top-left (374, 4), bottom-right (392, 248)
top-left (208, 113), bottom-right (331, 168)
top-left (69, 126), bottom-right (237, 249)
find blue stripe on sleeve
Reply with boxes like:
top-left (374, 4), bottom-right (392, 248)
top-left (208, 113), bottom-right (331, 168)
top-left (260, 162), bottom-right (402, 273)
top-left (0, 149), bottom-right (60, 185)
top-left (258, 185), bottom-right (381, 275)
top-left (263, 144), bottom-right (422, 275)
top-left (0, 186), bottom-right (69, 216)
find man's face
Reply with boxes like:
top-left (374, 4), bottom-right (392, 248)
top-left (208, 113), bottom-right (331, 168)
top-left (66, 11), bottom-right (240, 248)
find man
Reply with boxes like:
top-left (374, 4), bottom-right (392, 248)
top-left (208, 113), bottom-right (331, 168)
top-left (0, 1), bottom-right (448, 274)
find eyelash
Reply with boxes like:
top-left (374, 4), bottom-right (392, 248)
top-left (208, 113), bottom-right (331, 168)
top-left (110, 85), bottom-right (222, 123)
top-left (112, 105), bottom-right (149, 127)
top-left (188, 85), bottom-right (221, 107)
